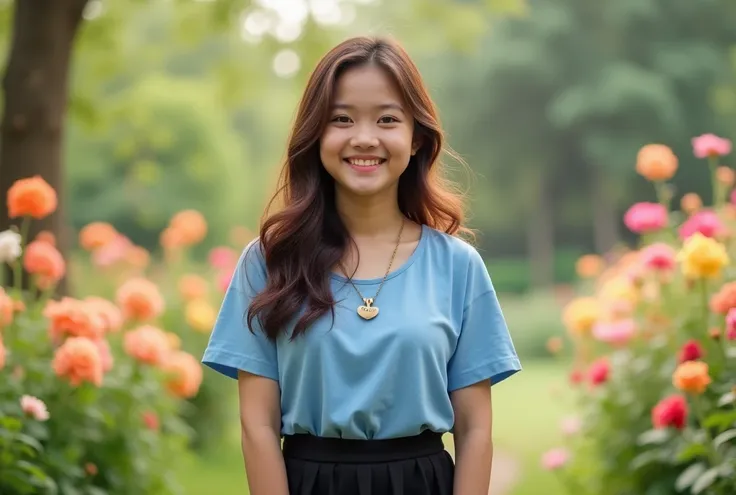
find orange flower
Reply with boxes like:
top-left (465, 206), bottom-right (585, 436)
top-left (166, 332), bottom-right (182, 351)
top-left (34, 230), bottom-right (56, 246)
top-left (7, 176), bottom-right (57, 219)
top-left (169, 209), bottom-right (207, 246)
top-left (44, 298), bottom-right (106, 342)
top-left (84, 297), bottom-right (123, 333)
top-left (125, 246), bottom-right (150, 269)
top-left (163, 351), bottom-right (203, 398)
top-left (636, 144), bottom-right (678, 182)
top-left (123, 325), bottom-right (170, 366)
top-left (680, 193), bottom-right (702, 215)
top-left (23, 240), bottom-right (65, 287)
top-left (716, 166), bottom-right (735, 186)
top-left (575, 254), bottom-right (604, 279)
top-left (115, 278), bottom-right (164, 322)
top-left (95, 338), bottom-right (114, 372)
top-left (160, 227), bottom-right (185, 251)
top-left (673, 361), bottom-right (711, 395)
top-left (546, 336), bottom-right (563, 354)
top-left (0, 287), bottom-right (14, 329)
top-left (79, 222), bottom-right (117, 251)
top-left (178, 274), bottom-right (208, 302)
top-left (710, 281), bottom-right (736, 314)
top-left (52, 336), bottom-right (103, 387)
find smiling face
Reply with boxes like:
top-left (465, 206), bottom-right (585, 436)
top-left (319, 63), bottom-right (418, 200)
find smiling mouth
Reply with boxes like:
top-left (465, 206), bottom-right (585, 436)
top-left (344, 158), bottom-right (387, 170)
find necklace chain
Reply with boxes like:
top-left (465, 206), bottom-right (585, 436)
top-left (342, 218), bottom-right (405, 308)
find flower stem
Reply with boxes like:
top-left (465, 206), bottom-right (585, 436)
top-left (692, 393), bottom-right (722, 465)
top-left (708, 157), bottom-right (720, 207)
top-left (701, 279), bottom-right (710, 335)
top-left (12, 216), bottom-right (31, 299)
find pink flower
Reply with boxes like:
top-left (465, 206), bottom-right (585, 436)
top-left (678, 211), bottom-right (724, 240)
top-left (623, 202), bottom-right (668, 234)
top-left (560, 416), bottom-right (581, 436)
top-left (727, 327), bottom-right (736, 340)
top-left (725, 308), bottom-right (736, 335)
top-left (20, 395), bottom-right (49, 421)
top-left (640, 243), bottom-right (677, 271)
top-left (217, 271), bottom-right (233, 293)
top-left (208, 247), bottom-right (238, 270)
top-left (692, 134), bottom-right (732, 159)
top-left (541, 448), bottom-right (570, 470)
top-left (92, 234), bottom-right (133, 268)
top-left (592, 319), bottom-right (636, 346)
top-left (678, 339), bottom-right (705, 363)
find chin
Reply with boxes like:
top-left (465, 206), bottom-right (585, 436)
top-left (336, 179), bottom-right (392, 198)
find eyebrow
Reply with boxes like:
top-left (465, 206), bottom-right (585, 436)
top-left (332, 103), bottom-right (405, 113)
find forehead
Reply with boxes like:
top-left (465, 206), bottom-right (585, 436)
top-left (332, 64), bottom-right (404, 107)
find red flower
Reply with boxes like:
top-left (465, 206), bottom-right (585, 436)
top-left (678, 339), bottom-right (705, 363)
top-left (142, 411), bottom-right (160, 431)
top-left (588, 358), bottom-right (610, 386)
top-left (652, 395), bottom-right (688, 430)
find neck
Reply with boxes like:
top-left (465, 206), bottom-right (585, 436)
top-left (335, 188), bottom-right (404, 238)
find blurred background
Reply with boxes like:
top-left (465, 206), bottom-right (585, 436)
top-left (1, 0), bottom-right (736, 494)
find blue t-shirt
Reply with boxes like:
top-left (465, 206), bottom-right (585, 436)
top-left (202, 224), bottom-right (521, 440)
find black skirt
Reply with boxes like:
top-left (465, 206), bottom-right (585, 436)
top-left (282, 430), bottom-right (455, 495)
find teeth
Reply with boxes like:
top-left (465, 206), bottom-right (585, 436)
top-left (348, 158), bottom-right (382, 166)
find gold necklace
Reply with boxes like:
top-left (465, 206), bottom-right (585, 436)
top-left (342, 219), bottom-right (405, 321)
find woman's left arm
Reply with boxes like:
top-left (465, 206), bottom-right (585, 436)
top-left (451, 379), bottom-right (493, 495)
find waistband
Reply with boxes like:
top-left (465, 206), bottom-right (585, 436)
top-left (282, 430), bottom-right (445, 463)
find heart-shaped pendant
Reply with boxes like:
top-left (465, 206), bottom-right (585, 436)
top-left (357, 298), bottom-right (379, 320)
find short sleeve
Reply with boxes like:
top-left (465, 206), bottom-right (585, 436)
top-left (447, 252), bottom-right (521, 392)
top-left (201, 240), bottom-right (279, 382)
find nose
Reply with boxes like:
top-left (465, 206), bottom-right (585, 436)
top-left (349, 124), bottom-right (379, 149)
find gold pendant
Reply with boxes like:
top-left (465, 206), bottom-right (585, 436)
top-left (357, 298), bottom-right (379, 320)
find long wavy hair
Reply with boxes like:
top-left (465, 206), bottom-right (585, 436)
top-left (248, 36), bottom-right (471, 341)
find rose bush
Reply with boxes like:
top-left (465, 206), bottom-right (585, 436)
top-left (0, 177), bottom-right (239, 493)
top-left (546, 135), bottom-right (736, 495)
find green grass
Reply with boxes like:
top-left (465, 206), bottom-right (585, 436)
top-left (175, 359), bottom-right (573, 495)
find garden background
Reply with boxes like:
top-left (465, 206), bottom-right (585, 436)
top-left (1, 0), bottom-right (736, 494)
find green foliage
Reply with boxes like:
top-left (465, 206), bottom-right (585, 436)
top-left (498, 290), bottom-right (567, 360)
top-left (66, 75), bottom-right (253, 252)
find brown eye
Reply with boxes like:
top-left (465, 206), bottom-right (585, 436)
top-left (331, 115), bottom-right (351, 123)
top-left (378, 116), bottom-right (399, 124)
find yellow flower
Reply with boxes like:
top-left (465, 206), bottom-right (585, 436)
top-left (185, 299), bottom-right (217, 333)
top-left (677, 233), bottom-right (729, 279)
top-left (562, 297), bottom-right (600, 336)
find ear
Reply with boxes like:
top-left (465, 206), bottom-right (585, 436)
top-left (411, 137), bottom-right (422, 156)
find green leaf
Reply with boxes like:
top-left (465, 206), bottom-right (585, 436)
top-left (713, 429), bottom-right (736, 450)
top-left (676, 462), bottom-right (706, 491)
top-left (630, 449), bottom-right (666, 471)
top-left (13, 433), bottom-right (44, 454)
top-left (677, 443), bottom-right (709, 462)
top-left (691, 467), bottom-right (719, 494)
top-left (637, 429), bottom-right (671, 446)
top-left (703, 410), bottom-right (736, 430)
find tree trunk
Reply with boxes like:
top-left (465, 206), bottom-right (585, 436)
top-left (590, 166), bottom-right (620, 255)
top-left (0, 0), bottom-right (89, 294)
top-left (526, 172), bottom-right (555, 289)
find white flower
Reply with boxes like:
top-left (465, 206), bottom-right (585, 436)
top-left (0, 230), bottom-right (22, 263)
top-left (20, 395), bottom-right (50, 421)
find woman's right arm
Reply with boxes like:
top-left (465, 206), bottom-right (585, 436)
top-left (238, 370), bottom-right (289, 495)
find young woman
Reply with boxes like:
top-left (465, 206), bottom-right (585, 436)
top-left (202, 36), bottom-right (521, 495)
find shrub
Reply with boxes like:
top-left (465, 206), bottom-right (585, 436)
top-left (0, 177), bottom-right (215, 493)
top-left (545, 135), bottom-right (736, 495)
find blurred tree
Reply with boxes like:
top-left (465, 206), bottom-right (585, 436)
top-left (436, 0), bottom-right (736, 288)
top-left (0, 0), bottom-right (522, 293)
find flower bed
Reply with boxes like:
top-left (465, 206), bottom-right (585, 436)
top-left (545, 134), bottom-right (736, 495)
top-left (0, 177), bottom-right (244, 493)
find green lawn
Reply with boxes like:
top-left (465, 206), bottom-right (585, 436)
top-left (175, 359), bottom-right (573, 495)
